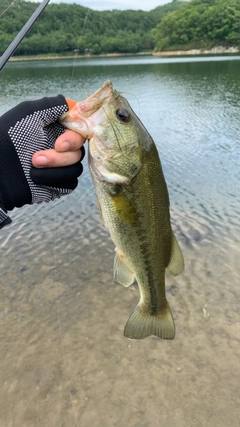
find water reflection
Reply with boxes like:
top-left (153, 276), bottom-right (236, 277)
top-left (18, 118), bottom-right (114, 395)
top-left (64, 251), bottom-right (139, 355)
top-left (0, 56), bottom-right (240, 426)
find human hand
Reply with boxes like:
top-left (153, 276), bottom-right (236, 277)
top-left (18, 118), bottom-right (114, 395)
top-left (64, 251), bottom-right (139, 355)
top-left (0, 95), bottom-right (85, 228)
top-left (32, 97), bottom-right (85, 168)
top-left (32, 129), bottom-right (85, 168)
top-left (30, 97), bottom-right (86, 189)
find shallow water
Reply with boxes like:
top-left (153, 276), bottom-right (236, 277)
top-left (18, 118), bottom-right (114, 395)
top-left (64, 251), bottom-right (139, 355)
top-left (0, 55), bottom-right (239, 426)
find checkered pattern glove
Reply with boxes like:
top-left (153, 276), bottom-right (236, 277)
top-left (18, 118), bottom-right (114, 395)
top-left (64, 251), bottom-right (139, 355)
top-left (0, 95), bottom-right (84, 229)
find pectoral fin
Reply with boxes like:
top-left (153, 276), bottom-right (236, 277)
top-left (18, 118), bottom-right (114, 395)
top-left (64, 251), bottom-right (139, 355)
top-left (110, 190), bottom-right (137, 224)
top-left (114, 251), bottom-right (135, 287)
top-left (167, 232), bottom-right (184, 276)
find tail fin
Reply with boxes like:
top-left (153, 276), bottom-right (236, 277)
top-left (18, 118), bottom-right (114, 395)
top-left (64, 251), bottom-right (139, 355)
top-left (124, 302), bottom-right (175, 340)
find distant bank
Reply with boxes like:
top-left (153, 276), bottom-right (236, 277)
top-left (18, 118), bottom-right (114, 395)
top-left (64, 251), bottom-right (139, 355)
top-left (9, 52), bottom-right (150, 62)
top-left (9, 46), bottom-right (239, 62)
top-left (153, 46), bottom-right (239, 56)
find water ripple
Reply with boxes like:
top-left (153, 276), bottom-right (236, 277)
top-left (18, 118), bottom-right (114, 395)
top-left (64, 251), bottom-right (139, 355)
top-left (0, 56), bottom-right (240, 427)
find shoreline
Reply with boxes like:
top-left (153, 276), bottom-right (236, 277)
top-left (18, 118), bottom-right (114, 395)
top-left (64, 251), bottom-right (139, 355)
top-left (153, 46), bottom-right (239, 56)
top-left (9, 52), bottom-right (152, 62)
top-left (9, 46), bottom-right (239, 62)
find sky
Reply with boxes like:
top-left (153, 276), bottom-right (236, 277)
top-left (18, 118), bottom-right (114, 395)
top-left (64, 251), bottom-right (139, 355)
top-left (30, 0), bottom-right (172, 12)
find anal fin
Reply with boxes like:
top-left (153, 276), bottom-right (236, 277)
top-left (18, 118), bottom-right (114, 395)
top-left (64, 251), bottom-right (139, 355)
top-left (167, 232), bottom-right (184, 276)
top-left (114, 251), bottom-right (135, 287)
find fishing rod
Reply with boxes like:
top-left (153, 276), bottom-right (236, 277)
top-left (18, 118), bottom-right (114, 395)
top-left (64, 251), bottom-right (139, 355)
top-left (0, 0), bottom-right (50, 71)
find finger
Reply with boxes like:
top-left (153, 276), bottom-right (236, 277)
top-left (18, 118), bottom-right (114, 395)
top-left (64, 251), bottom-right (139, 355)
top-left (32, 149), bottom-right (82, 168)
top-left (55, 129), bottom-right (85, 152)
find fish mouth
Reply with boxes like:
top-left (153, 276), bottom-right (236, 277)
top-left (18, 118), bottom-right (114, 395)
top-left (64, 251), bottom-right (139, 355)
top-left (79, 80), bottom-right (114, 117)
top-left (60, 80), bottom-right (115, 137)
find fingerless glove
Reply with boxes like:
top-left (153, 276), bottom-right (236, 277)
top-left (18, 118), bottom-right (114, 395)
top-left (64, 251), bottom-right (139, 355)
top-left (0, 95), bottom-right (84, 229)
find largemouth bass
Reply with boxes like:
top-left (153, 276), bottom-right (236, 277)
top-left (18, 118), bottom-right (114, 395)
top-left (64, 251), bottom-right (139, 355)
top-left (60, 81), bottom-right (184, 340)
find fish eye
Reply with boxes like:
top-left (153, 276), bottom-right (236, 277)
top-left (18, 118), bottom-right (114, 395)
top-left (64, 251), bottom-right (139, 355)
top-left (116, 108), bottom-right (131, 123)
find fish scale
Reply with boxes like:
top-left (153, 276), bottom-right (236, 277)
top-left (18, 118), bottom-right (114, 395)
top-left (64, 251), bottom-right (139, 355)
top-left (60, 80), bottom-right (184, 340)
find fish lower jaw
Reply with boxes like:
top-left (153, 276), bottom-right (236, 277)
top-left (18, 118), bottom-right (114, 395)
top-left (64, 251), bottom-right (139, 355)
top-left (65, 121), bottom-right (92, 138)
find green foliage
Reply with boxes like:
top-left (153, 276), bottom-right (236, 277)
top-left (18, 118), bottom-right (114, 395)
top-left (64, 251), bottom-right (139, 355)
top-left (0, 0), bottom-right (177, 56)
top-left (1, 0), bottom-right (239, 57)
top-left (152, 0), bottom-right (240, 51)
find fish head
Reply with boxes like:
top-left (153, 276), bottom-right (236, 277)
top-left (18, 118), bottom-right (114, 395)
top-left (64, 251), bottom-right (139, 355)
top-left (60, 80), bottom-right (153, 183)
top-left (60, 80), bottom-right (114, 138)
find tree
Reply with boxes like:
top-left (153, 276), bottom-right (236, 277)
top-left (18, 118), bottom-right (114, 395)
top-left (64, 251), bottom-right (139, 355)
top-left (152, 0), bottom-right (240, 51)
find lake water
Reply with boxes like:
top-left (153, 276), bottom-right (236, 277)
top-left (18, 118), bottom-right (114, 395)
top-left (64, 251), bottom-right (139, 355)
top-left (0, 55), bottom-right (239, 427)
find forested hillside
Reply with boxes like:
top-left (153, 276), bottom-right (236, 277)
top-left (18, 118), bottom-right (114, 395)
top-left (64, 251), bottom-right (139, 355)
top-left (0, 0), bottom-right (183, 56)
top-left (0, 0), bottom-right (239, 57)
top-left (152, 0), bottom-right (240, 51)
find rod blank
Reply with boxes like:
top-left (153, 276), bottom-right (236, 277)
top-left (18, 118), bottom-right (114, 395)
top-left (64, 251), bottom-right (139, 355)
top-left (0, 0), bottom-right (50, 71)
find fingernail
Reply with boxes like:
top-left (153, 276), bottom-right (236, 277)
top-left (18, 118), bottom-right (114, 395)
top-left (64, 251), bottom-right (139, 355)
top-left (35, 155), bottom-right (48, 166)
top-left (61, 141), bottom-right (70, 151)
